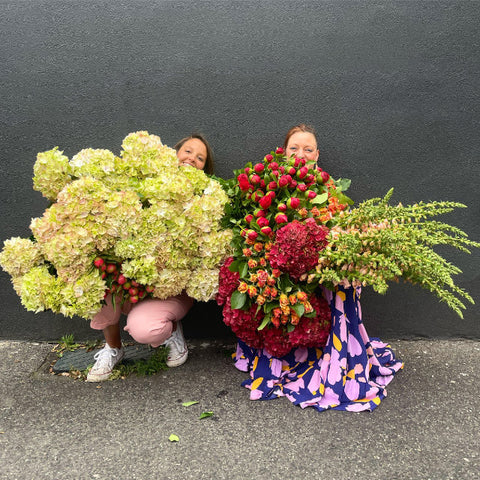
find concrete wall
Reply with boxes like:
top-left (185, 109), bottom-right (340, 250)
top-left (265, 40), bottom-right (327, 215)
top-left (1, 1), bottom-right (479, 341)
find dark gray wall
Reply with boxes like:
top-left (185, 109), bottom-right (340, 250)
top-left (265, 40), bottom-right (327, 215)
top-left (1, 0), bottom-right (479, 341)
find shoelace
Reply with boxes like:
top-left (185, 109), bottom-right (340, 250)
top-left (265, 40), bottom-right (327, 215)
top-left (164, 331), bottom-right (185, 353)
top-left (93, 348), bottom-right (119, 368)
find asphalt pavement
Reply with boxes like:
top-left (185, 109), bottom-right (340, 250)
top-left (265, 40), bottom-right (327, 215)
top-left (0, 338), bottom-right (479, 480)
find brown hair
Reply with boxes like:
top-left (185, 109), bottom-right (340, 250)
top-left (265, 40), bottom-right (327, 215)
top-left (174, 133), bottom-right (214, 175)
top-left (283, 123), bottom-right (318, 150)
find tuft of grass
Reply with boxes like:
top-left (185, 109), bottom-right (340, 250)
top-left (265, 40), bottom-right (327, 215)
top-left (105, 347), bottom-right (169, 380)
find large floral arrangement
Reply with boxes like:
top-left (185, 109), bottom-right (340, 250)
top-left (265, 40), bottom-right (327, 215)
top-left (217, 148), bottom-right (478, 356)
top-left (0, 132), bottom-right (232, 319)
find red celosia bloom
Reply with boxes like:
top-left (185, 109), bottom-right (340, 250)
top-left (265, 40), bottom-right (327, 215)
top-left (269, 219), bottom-right (329, 280)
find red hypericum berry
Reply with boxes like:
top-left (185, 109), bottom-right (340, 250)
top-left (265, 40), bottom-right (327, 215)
top-left (289, 179), bottom-right (297, 189)
top-left (267, 190), bottom-right (276, 199)
top-left (254, 163), bottom-right (265, 173)
top-left (279, 166), bottom-right (285, 174)
top-left (297, 183), bottom-right (307, 192)
top-left (122, 281), bottom-right (132, 290)
top-left (275, 147), bottom-right (284, 154)
top-left (260, 226), bottom-right (273, 236)
top-left (275, 213), bottom-right (288, 224)
top-left (101, 272), bottom-right (107, 280)
top-left (247, 230), bottom-right (258, 241)
top-left (245, 214), bottom-right (254, 223)
top-left (254, 209), bottom-right (266, 218)
top-left (244, 167), bottom-right (251, 174)
top-left (117, 274), bottom-right (127, 285)
top-left (128, 287), bottom-right (139, 296)
top-left (93, 257), bottom-right (104, 268)
top-left (306, 174), bottom-right (315, 183)
top-left (130, 295), bottom-right (139, 304)
top-left (106, 264), bottom-right (117, 274)
top-left (278, 203), bottom-right (287, 212)
top-left (264, 154), bottom-right (274, 163)
top-left (288, 167), bottom-right (296, 175)
top-left (307, 190), bottom-right (317, 199)
top-left (321, 171), bottom-right (330, 183)
top-left (131, 280), bottom-right (139, 287)
top-left (267, 181), bottom-right (278, 190)
top-left (146, 285), bottom-right (155, 293)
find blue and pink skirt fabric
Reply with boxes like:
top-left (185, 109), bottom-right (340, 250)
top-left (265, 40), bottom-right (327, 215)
top-left (234, 286), bottom-right (404, 412)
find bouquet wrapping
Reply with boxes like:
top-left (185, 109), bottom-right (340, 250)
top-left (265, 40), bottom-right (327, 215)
top-left (0, 132), bottom-right (232, 319)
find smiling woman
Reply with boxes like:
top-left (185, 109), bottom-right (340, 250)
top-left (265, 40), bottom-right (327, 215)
top-left (175, 133), bottom-right (214, 174)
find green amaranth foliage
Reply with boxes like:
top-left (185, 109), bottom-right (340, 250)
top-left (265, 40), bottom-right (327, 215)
top-left (315, 189), bottom-right (480, 318)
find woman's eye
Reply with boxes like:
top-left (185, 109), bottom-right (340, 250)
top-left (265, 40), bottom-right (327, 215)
top-left (289, 147), bottom-right (297, 151)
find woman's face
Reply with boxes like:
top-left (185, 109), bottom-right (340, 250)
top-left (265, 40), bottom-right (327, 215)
top-left (285, 131), bottom-right (319, 162)
top-left (177, 138), bottom-right (207, 170)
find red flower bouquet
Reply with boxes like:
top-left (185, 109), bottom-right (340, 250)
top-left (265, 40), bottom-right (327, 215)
top-left (217, 148), bottom-right (352, 355)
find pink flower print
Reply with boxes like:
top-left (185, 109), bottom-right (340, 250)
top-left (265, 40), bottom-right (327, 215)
top-left (344, 379), bottom-right (360, 401)
top-left (319, 353), bottom-right (330, 383)
top-left (354, 363), bottom-right (364, 375)
top-left (307, 369), bottom-right (322, 394)
top-left (347, 334), bottom-right (363, 357)
top-left (327, 348), bottom-right (343, 385)
top-left (345, 402), bottom-right (372, 412)
top-left (284, 378), bottom-right (305, 394)
top-left (250, 389), bottom-right (264, 400)
top-left (270, 358), bottom-right (283, 377)
top-left (339, 315), bottom-right (347, 342)
top-left (318, 387), bottom-right (340, 408)
top-left (294, 347), bottom-right (308, 363)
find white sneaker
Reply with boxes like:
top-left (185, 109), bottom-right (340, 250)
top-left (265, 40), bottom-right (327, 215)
top-left (86, 344), bottom-right (124, 382)
top-left (164, 321), bottom-right (188, 367)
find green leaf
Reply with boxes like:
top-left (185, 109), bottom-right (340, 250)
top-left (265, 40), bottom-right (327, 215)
top-left (169, 434), bottom-right (180, 442)
top-left (257, 317), bottom-right (270, 331)
top-left (239, 261), bottom-right (248, 278)
top-left (182, 401), bottom-right (199, 407)
top-left (310, 193), bottom-right (328, 204)
top-left (230, 290), bottom-right (247, 310)
top-left (335, 178), bottom-right (351, 192)
top-left (291, 303), bottom-right (305, 317)
top-left (199, 411), bottom-right (214, 419)
top-left (228, 259), bottom-right (243, 272)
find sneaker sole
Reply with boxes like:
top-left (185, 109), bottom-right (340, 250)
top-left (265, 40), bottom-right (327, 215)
top-left (86, 371), bottom-right (113, 382)
top-left (166, 351), bottom-right (188, 368)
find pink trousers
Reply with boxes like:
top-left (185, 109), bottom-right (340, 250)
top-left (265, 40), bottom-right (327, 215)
top-left (90, 292), bottom-right (194, 347)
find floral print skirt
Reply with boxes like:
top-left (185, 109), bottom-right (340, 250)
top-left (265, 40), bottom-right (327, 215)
top-left (234, 286), bottom-right (404, 412)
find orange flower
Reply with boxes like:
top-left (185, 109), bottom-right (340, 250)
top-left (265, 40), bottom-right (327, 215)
top-left (238, 282), bottom-right (248, 293)
top-left (253, 242), bottom-right (264, 252)
top-left (288, 294), bottom-right (297, 305)
top-left (296, 291), bottom-right (308, 302)
top-left (247, 285), bottom-right (257, 297)
top-left (256, 294), bottom-right (266, 305)
top-left (247, 259), bottom-right (258, 269)
top-left (242, 248), bottom-right (253, 257)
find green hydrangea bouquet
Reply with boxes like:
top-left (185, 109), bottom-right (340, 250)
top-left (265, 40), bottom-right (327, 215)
top-left (0, 132), bottom-right (232, 319)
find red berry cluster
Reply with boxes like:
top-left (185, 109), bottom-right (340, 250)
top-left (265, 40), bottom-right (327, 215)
top-left (93, 257), bottom-right (154, 304)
